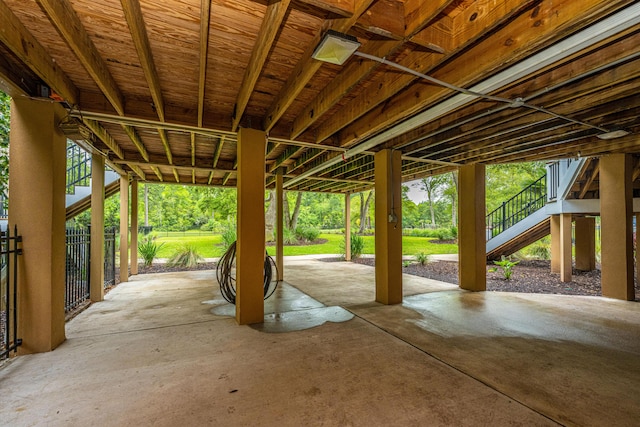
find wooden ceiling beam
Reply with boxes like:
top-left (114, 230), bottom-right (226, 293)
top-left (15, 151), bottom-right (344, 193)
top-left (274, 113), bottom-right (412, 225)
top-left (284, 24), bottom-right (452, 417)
top-left (335, 0), bottom-right (623, 148)
top-left (130, 165), bottom-right (146, 180)
top-left (122, 125), bottom-right (150, 162)
top-left (158, 129), bottom-right (173, 165)
top-left (36, 0), bottom-right (124, 115)
top-left (198, 0), bottom-right (211, 128)
top-left (318, 0), bottom-right (535, 145)
top-left (232, 0), bottom-right (291, 131)
top-left (150, 165), bottom-right (164, 182)
top-left (0, 1), bottom-right (78, 104)
top-left (296, 0), bottom-right (354, 17)
top-left (173, 168), bottom-right (180, 183)
top-left (403, 0), bottom-right (453, 37)
top-left (263, 0), bottom-right (375, 132)
top-left (120, 0), bottom-right (165, 122)
top-left (355, 0), bottom-right (404, 39)
top-left (82, 119), bottom-right (125, 160)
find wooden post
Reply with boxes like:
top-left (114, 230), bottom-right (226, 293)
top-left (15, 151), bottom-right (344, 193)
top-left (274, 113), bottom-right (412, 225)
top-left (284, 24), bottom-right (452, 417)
top-left (550, 215), bottom-right (560, 273)
top-left (119, 176), bottom-right (129, 284)
top-left (345, 193), bottom-right (351, 261)
top-left (236, 128), bottom-right (266, 324)
top-left (90, 154), bottom-right (105, 302)
top-left (559, 213), bottom-right (572, 282)
top-left (130, 180), bottom-right (138, 275)
top-left (458, 164), bottom-right (486, 291)
top-left (276, 169), bottom-right (284, 281)
top-left (374, 149), bottom-right (403, 304)
top-left (574, 216), bottom-right (595, 271)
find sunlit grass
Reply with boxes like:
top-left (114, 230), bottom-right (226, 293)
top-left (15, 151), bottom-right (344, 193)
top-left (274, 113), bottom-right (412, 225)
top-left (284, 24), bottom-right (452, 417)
top-left (153, 232), bottom-right (457, 259)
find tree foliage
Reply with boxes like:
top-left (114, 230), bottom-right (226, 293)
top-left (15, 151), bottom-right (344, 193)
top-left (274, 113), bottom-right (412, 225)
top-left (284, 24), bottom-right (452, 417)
top-left (0, 91), bottom-right (10, 196)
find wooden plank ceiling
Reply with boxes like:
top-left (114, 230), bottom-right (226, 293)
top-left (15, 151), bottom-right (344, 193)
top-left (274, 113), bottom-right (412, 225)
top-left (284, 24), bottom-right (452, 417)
top-left (1, 0), bottom-right (640, 193)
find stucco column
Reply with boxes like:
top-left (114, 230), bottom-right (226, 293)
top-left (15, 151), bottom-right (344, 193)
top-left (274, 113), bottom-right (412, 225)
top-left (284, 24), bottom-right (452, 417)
top-left (550, 215), bottom-right (560, 273)
top-left (236, 128), bottom-right (266, 324)
top-left (8, 98), bottom-right (66, 354)
top-left (130, 180), bottom-right (138, 275)
top-left (374, 149), bottom-right (402, 304)
top-left (90, 154), bottom-right (105, 302)
top-left (276, 169), bottom-right (284, 281)
top-left (119, 176), bottom-right (129, 284)
top-left (574, 216), bottom-right (595, 271)
top-left (345, 193), bottom-right (351, 261)
top-left (600, 154), bottom-right (634, 300)
top-left (559, 213), bottom-right (572, 282)
top-left (458, 164), bottom-right (486, 291)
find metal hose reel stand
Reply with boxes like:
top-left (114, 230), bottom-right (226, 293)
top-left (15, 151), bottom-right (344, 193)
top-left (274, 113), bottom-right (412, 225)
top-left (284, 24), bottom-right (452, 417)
top-left (216, 241), bottom-right (279, 304)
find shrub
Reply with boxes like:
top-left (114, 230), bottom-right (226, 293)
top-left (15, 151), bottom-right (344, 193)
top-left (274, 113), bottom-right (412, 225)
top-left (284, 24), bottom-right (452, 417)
top-left (340, 233), bottom-right (364, 260)
top-left (489, 256), bottom-right (519, 280)
top-left (295, 226), bottom-right (320, 242)
top-left (415, 251), bottom-right (430, 266)
top-left (435, 228), bottom-right (454, 241)
top-left (283, 227), bottom-right (298, 245)
top-left (450, 226), bottom-right (458, 239)
top-left (138, 234), bottom-right (164, 267)
top-left (221, 226), bottom-right (236, 252)
top-left (168, 244), bottom-right (204, 268)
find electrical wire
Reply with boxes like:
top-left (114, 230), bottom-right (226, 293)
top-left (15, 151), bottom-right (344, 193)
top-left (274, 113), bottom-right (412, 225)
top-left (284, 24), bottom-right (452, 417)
top-left (216, 241), bottom-right (280, 305)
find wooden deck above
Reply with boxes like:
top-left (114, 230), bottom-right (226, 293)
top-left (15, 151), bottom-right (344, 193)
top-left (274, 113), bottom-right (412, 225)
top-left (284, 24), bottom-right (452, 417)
top-left (2, 0), bottom-right (640, 192)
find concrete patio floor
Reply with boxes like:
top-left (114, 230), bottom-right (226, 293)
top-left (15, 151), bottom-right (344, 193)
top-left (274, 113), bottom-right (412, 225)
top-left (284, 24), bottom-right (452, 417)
top-left (1, 257), bottom-right (639, 426)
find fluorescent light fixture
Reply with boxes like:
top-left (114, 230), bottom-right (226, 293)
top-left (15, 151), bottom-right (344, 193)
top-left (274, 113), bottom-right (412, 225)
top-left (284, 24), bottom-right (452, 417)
top-left (597, 129), bottom-right (630, 140)
top-left (312, 30), bottom-right (360, 65)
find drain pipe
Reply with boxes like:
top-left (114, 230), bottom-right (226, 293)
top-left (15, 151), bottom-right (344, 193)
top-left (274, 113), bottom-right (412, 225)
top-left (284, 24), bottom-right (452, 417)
top-left (283, 2), bottom-right (640, 188)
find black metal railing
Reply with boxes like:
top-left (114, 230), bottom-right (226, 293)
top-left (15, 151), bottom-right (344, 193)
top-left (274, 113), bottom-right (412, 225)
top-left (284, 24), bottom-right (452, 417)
top-left (1, 226), bottom-right (23, 360)
top-left (66, 142), bottom-right (92, 195)
top-left (104, 226), bottom-right (116, 289)
top-left (65, 227), bottom-right (91, 312)
top-left (0, 193), bottom-right (7, 220)
top-left (486, 174), bottom-right (547, 240)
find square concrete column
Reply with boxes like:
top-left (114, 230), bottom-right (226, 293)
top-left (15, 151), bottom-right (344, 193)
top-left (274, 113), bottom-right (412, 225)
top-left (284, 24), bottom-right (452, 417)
top-left (236, 128), bottom-right (266, 324)
top-left (574, 216), bottom-right (596, 272)
top-left (458, 164), bottom-right (486, 291)
top-left (374, 149), bottom-right (402, 304)
top-left (275, 169), bottom-right (284, 281)
top-left (600, 154), bottom-right (634, 300)
top-left (130, 180), bottom-right (138, 276)
top-left (119, 176), bottom-right (129, 284)
top-left (550, 215), bottom-right (560, 273)
top-left (345, 193), bottom-right (351, 262)
top-left (8, 98), bottom-right (66, 353)
top-left (559, 213), bottom-right (572, 282)
top-left (90, 154), bottom-right (105, 302)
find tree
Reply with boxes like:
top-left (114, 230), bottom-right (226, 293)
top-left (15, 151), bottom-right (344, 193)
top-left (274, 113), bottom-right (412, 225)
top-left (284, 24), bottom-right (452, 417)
top-left (0, 91), bottom-right (10, 197)
top-left (358, 190), bottom-right (373, 233)
top-left (419, 174), bottom-right (448, 226)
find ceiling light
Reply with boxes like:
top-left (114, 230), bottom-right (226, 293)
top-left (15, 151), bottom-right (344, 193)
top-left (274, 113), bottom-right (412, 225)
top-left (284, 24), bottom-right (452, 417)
top-left (312, 30), bottom-right (360, 65)
top-left (597, 129), bottom-right (630, 140)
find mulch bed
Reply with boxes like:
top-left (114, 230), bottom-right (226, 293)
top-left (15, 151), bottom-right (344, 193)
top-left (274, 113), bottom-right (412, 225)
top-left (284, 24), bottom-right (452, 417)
top-left (321, 257), bottom-right (640, 301)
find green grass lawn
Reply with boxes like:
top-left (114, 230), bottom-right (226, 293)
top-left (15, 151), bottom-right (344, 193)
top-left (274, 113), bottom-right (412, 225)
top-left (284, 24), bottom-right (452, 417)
top-left (152, 232), bottom-right (457, 259)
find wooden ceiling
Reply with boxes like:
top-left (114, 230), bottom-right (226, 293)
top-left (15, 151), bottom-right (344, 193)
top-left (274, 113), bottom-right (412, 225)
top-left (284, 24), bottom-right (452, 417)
top-left (1, 0), bottom-right (640, 193)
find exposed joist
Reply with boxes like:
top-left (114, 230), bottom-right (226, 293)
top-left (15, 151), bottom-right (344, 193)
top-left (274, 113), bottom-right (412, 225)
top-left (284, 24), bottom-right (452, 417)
top-left (130, 164), bottom-right (146, 180)
top-left (319, 0), bottom-right (537, 145)
top-left (212, 136), bottom-right (225, 168)
top-left (82, 119), bottom-right (125, 159)
top-left (296, 0), bottom-right (354, 17)
top-left (0, 0), bottom-right (78, 103)
top-left (151, 165), bottom-right (163, 181)
top-left (36, 0), bottom-right (124, 115)
top-left (191, 133), bottom-right (196, 166)
top-left (158, 129), bottom-right (173, 164)
top-left (123, 125), bottom-right (150, 161)
top-left (173, 168), bottom-right (180, 183)
top-left (198, 0), bottom-right (211, 127)
top-left (335, 0), bottom-right (620, 147)
top-left (120, 0), bottom-right (165, 122)
top-left (232, 0), bottom-right (291, 131)
top-left (262, 0), bottom-right (376, 132)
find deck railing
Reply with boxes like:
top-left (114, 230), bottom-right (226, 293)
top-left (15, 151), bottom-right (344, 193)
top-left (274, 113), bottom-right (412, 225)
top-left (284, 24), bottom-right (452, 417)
top-left (66, 142), bottom-right (92, 195)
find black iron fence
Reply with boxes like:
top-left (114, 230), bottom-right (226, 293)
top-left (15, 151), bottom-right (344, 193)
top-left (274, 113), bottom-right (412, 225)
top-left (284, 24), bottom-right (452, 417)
top-left (486, 174), bottom-right (547, 240)
top-left (1, 226), bottom-right (23, 360)
top-left (65, 227), bottom-right (91, 312)
top-left (104, 226), bottom-right (116, 289)
top-left (0, 192), bottom-right (7, 220)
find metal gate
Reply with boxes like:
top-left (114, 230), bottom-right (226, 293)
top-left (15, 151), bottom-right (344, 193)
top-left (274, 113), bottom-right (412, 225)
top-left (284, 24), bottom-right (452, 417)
top-left (104, 226), bottom-right (116, 288)
top-left (65, 227), bottom-right (91, 313)
top-left (1, 226), bottom-right (23, 360)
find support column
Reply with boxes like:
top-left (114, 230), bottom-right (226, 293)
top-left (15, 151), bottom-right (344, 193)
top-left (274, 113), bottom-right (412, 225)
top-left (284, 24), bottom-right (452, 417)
top-left (276, 169), bottom-right (284, 281)
top-left (345, 193), bottom-right (351, 261)
top-left (130, 180), bottom-right (138, 276)
top-left (574, 216), bottom-right (596, 271)
top-left (636, 214), bottom-right (640, 287)
top-left (559, 213), bottom-right (572, 282)
top-left (90, 155), bottom-right (105, 302)
top-left (236, 128), bottom-right (266, 324)
top-left (600, 154), bottom-right (634, 300)
top-left (550, 215), bottom-right (560, 273)
top-left (458, 164), bottom-right (486, 291)
top-left (119, 176), bottom-right (129, 284)
top-left (8, 98), bottom-right (66, 353)
top-left (374, 149), bottom-right (402, 304)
